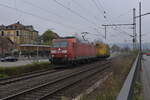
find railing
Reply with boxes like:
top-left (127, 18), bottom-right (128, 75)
top-left (117, 53), bottom-right (141, 100)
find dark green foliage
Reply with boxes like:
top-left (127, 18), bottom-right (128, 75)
top-left (40, 29), bottom-right (59, 45)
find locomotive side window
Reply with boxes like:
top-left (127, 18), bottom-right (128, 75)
top-left (52, 41), bottom-right (68, 48)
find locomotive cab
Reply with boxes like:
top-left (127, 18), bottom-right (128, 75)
top-left (50, 37), bottom-right (75, 64)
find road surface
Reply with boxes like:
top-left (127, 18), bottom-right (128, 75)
top-left (142, 55), bottom-right (150, 100)
top-left (0, 52), bottom-right (119, 67)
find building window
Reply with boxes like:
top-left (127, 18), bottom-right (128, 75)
top-left (7, 32), bottom-right (10, 36)
top-left (1, 31), bottom-right (4, 36)
top-left (16, 31), bottom-right (19, 36)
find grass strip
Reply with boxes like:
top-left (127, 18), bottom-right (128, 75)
top-left (81, 52), bottom-right (137, 100)
top-left (0, 62), bottom-right (52, 78)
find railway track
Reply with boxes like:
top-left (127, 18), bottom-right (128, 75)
top-left (0, 69), bottom-right (58, 85)
top-left (0, 64), bottom-right (69, 85)
top-left (0, 60), bottom-right (111, 100)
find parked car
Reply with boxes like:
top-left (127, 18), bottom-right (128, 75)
top-left (5, 56), bottom-right (18, 62)
top-left (0, 57), bottom-right (6, 62)
top-left (0, 56), bottom-right (18, 62)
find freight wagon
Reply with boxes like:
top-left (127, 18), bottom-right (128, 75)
top-left (96, 43), bottom-right (110, 58)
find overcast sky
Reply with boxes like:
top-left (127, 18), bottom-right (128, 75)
top-left (0, 0), bottom-right (149, 44)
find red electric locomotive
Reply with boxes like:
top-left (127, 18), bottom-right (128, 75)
top-left (50, 37), bottom-right (96, 64)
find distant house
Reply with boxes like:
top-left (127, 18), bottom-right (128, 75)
top-left (0, 21), bottom-right (38, 44)
top-left (0, 36), bottom-right (16, 56)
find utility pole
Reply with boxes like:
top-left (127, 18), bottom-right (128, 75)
top-left (102, 8), bottom-right (138, 50)
top-left (135, 2), bottom-right (150, 52)
top-left (102, 9), bottom-right (138, 50)
top-left (133, 8), bottom-right (136, 50)
top-left (139, 2), bottom-right (142, 69)
top-left (139, 2), bottom-right (142, 53)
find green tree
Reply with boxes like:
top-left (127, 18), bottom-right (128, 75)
top-left (41, 29), bottom-right (59, 45)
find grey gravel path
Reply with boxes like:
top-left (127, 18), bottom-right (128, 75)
top-left (0, 59), bottom-right (49, 67)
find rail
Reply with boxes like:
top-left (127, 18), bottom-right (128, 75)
top-left (117, 53), bottom-right (141, 100)
top-left (0, 61), bottom-right (110, 100)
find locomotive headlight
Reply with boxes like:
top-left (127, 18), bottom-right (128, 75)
top-left (51, 50), bottom-right (57, 53)
top-left (62, 50), bottom-right (67, 53)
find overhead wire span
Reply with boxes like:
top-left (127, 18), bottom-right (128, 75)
top-left (110, 27), bottom-right (132, 37)
top-left (102, 12), bottom-right (133, 39)
top-left (70, 0), bottom-right (104, 33)
top-left (92, 0), bottom-right (133, 38)
top-left (23, 0), bottom-right (64, 19)
top-left (93, 0), bottom-right (133, 41)
top-left (96, 0), bottom-right (105, 11)
top-left (22, 0), bottom-right (84, 32)
top-left (91, 0), bottom-right (104, 17)
top-left (53, 0), bottom-right (104, 29)
top-left (0, 2), bottom-right (80, 32)
top-left (71, 0), bottom-right (103, 23)
top-left (92, 28), bottom-right (105, 39)
top-left (90, 0), bottom-right (115, 28)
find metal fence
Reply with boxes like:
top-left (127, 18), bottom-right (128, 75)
top-left (117, 53), bottom-right (141, 100)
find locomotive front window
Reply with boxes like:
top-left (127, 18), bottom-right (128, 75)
top-left (52, 41), bottom-right (68, 48)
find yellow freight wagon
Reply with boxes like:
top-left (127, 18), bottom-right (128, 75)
top-left (96, 43), bottom-right (110, 58)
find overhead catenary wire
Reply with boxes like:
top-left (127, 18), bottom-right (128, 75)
top-left (91, 0), bottom-right (133, 39)
top-left (23, 0), bottom-right (65, 19)
top-left (1, 0), bottom-right (134, 42)
top-left (80, 0), bottom-right (133, 42)
top-left (71, 0), bottom-right (103, 23)
top-left (90, 0), bottom-right (116, 28)
top-left (91, 0), bottom-right (105, 18)
top-left (92, 28), bottom-right (105, 39)
top-left (53, 0), bottom-right (96, 26)
top-left (105, 11), bottom-right (134, 39)
top-left (111, 27), bottom-right (132, 36)
top-left (53, 0), bottom-right (104, 29)
top-left (24, 0), bottom-right (104, 34)
top-left (70, 0), bottom-right (105, 33)
top-left (22, 0), bottom-right (105, 37)
top-left (27, 0), bottom-right (131, 40)
top-left (96, 0), bottom-right (105, 11)
top-left (71, 0), bottom-right (107, 39)
top-left (68, 0), bottom-right (106, 40)
top-left (22, 0), bottom-right (86, 32)
top-left (0, 2), bottom-right (81, 32)
top-left (102, 11), bottom-right (134, 39)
